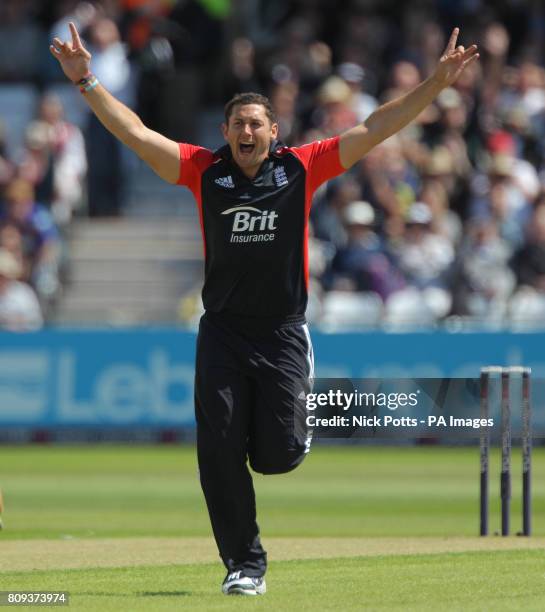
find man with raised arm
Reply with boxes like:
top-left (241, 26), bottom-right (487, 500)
top-left (51, 23), bottom-right (478, 596)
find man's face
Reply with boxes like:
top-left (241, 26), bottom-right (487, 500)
top-left (222, 104), bottom-right (278, 177)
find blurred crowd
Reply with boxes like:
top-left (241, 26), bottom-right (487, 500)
top-left (2, 0), bottom-right (545, 328)
top-left (0, 92), bottom-right (84, 330)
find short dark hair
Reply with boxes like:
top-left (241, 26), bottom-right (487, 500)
top-left (224, 92), bottom-right (277, 124)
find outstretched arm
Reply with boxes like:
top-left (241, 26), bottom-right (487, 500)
top-left (50, 22), bottom-right (180, 184)
top-left (338, 28), bottom-right (479, 169)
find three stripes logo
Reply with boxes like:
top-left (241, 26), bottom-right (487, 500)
top-left (215, 175), bottom-right (235, 189)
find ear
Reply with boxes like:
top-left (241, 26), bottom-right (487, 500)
top-left (221, 122), bottom-right (228, 141)
top-left (271, 122), bottom-right (279, 139)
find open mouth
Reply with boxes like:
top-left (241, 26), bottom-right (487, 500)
top-left (239, 143), bottom-right (255, 155)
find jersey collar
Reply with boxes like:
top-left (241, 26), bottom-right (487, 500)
top-left (214, 139), bottom-right (287, 182)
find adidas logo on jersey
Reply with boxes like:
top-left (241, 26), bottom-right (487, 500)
top-left (215, 175), bottom-right (235, 189)
top-left (274, 166), bottom-right (288, 187)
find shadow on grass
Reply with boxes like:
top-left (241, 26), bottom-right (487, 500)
top-left (139, 591), bottom-right (192, 597)
top-left (77, 591), bottom-right (192, 598)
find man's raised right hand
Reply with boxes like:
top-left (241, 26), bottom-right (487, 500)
top-left (49, 22), bottom-right (92, 84)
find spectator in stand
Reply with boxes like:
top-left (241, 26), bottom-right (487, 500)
top-left (17, 121), bottom-right (55, 207)
top-left (0, 248), bottom-right (43, 331)
top-left (336, 62), bottom-right (377, 123)
top-left (0, 222), bottom-right (29, 282)
top-left (382, 61), bottom-right (421, 101)
top-left (310, 75), bottom-right (357, 137)
top-left (421, 145), bottom-right (469, 220)
top-left (86, 17), bottom-right (134, 216)
top-left (512, 203), bottom-right (545, 294)
top-left (419, 178), bottom-right (462, 246)
top-left (391, 201), bottom-right (455, 318)
top-left (498, 60), bottom-right (545, 123)
top-left (358, 135), bottom-right (419, 221)
top-left (306, 222), bottom-right (332, 323)
top-left (479, 21), bottom-right (510, 113)
top-left (455, 218), bottom-right (515, 319)
top-left (270, 81), bottom-right (300, 145)
top-left (37, 93), bottom-right (87, 225)
top-left (331, 200), bottom-right (405, 301)
top-left (267, 18), bottom-right (331, 99)
top-left (335, 10), bottom-right (387, 72)
top-left (470, 154), bottom-right (531, 249)
top-left (485, 130), bottom-right (540, 203)
top-left (1, 178), bottom-right (60, 302)
top-left (119, 0), bottom-right (171, 57)
top-left (411, 21), bottom-right (446, 79)
top-left (225, 37), bottom-right (260, 99)
top-left (311, 175), bottom-right (362, 248)
top-left (432, 88), bottom-right (472, 179)
top-left (0, 0), bottom-right (42, 80)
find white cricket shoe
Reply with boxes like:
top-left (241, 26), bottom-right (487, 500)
top-left (221, 571), bottom-right (266, 595)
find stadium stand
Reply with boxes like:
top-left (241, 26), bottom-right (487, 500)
top-left (1, 0), bottom-right (545, 330)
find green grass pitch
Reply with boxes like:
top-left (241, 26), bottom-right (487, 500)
top-left (0, 445), bottom-right (544, 610)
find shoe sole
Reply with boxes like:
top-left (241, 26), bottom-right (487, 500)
top-left (224, 584), bottom-right (266, 596)
top-left (225, 587), bottom-right (258, 596)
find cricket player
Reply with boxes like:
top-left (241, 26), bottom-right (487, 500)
top-left (51, 23), bottom-right (478, 596)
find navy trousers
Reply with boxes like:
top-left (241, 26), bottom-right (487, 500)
top-left (194, 311), bottom-right (314, 576)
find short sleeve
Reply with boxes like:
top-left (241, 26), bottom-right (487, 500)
top-left (290, 136), bottom-right (345, 195)
top-left (177, 143), bottom-right (215, 196)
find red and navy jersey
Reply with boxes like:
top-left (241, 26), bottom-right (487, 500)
top-left (177, 137), bottom-right (344, 318)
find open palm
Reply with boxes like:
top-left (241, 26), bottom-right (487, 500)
top-left (434, 28), bottom-right (479, 87)
top-left (49, 22), bottom-right (92, 83)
